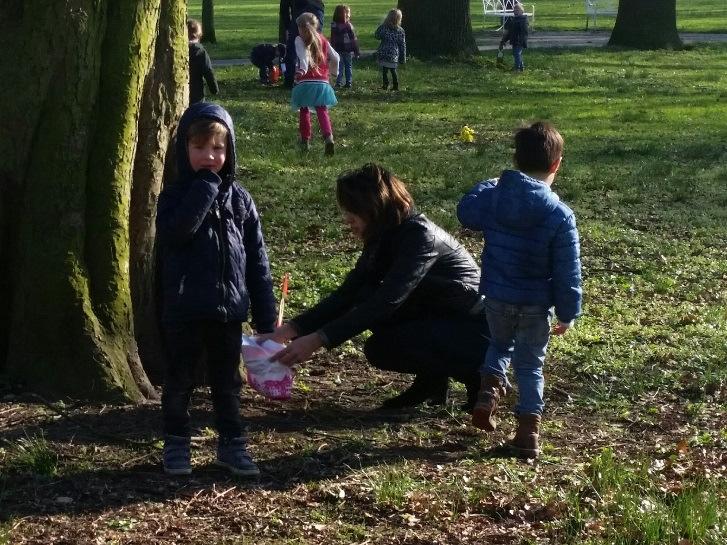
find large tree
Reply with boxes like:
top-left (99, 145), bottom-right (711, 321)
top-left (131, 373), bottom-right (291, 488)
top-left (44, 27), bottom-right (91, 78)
top-left (397, 0), bottom-right (478, 57)
top-left (0, 1), bottom-right (187, 401)
top-left (609, 0), bottom-right (682, 49)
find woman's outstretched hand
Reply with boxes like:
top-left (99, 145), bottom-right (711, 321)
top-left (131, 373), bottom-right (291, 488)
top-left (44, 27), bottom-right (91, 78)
top-left (271, 333), bottom-right (323, 367)
top-left (256, 322), bottom-right (297, 345)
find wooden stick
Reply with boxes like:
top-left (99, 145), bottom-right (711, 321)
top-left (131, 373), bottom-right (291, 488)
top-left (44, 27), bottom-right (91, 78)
top-left (275, 273), bottom-right (289, 328)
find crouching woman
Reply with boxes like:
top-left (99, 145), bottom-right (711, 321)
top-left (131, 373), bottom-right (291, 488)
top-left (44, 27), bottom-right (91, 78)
top-left (267, 163), bottom-right (489, 411)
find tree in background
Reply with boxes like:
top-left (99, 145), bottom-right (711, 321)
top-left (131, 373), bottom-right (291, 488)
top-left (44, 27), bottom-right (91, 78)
top-left (609, 0), bottom-right (682, 49)
top-left (397, 0), bottom-right (478, 57)
top-left (202, 0), bottom-right (217, 43)
top-left (0, 0), bottom-right (188, 401)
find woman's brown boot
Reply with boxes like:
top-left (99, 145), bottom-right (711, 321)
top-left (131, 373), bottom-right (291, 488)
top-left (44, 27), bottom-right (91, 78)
top-left (507, 413), bottom-right (541, 459)
top-left (471, 374), bottom-right (507, 431)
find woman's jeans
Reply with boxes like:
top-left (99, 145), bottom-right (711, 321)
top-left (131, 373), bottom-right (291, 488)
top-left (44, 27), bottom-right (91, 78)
top-left (299, 106), bottom-right (332, 140)
top-left (337, 52), bottom-right (353, 86)
top-left (513, 46), bottom-right (524, 70)
top-left (162, 320), bottom-right (244, 438)
top-left (482, 299), bottom-right (552, 415)
top-left (364, 315), bottom-right (489, 384)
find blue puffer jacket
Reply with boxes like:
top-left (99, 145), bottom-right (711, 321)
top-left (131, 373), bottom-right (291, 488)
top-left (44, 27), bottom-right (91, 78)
top-left (457, 169), bottom-right (582, 323)
top-left (156, 102), bottom-right (277, 331)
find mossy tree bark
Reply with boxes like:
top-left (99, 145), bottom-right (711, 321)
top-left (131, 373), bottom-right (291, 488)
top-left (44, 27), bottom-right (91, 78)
top-left (130, 0), bottom-right (188, 385)
top-left (0, 1), bottom-right (186, 401)
top-left (202, 0), bottom-right (217, 44)
top-left (609, 0), bottom-right (682, 49)
top-left (397, 0), bottom-right (478, 57)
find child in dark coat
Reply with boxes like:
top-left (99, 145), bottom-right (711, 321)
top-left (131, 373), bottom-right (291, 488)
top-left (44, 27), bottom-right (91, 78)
top-left (250, 43), bottom-right (286, 84)
top-left (187, 19), bottom-right (219, 103)
top-left (499, 3), bottom-right (529, 71)
top-left (156, 102), bottom-right (277, 477)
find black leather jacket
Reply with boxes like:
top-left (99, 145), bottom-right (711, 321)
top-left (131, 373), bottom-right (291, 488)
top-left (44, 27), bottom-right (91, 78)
top-left (291, 213), bottom-right (484, 348)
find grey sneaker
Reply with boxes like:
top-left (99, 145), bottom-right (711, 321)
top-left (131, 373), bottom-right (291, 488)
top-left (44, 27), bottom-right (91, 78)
top-left (216, 437), bottom-right (260, 477)
top-left (163, 435), bottom-right (192, 475)
top-left (299, 139), bottom-right (311, 152)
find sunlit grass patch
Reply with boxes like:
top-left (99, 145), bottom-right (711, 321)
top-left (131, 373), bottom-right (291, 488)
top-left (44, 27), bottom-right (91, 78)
top-left (557, 448), bottom-right (727, 544)
top-left (2, 433), bottom-right (59, 477)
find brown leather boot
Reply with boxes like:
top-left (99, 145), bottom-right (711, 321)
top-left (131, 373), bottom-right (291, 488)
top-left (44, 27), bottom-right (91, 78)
top-left (471, 374), bottom-right (507, 431)
top-left (508, 413), bottom-right (541, 459)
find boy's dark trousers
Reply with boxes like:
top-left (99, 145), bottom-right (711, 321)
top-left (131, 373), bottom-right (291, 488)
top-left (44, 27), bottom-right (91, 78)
top-left (381, 67), bottom-right (398, 90)
top-left (162, 320), bottom-right (244, 438)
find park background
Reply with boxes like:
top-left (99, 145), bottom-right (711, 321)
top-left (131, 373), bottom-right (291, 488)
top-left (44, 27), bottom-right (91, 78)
top-left (1, 1), bottom-right (726, 544)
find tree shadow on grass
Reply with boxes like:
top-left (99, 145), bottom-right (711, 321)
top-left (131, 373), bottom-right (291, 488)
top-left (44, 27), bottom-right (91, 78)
top-left (0, 437), bottom-right (477, 520)
top-left (0, 395), bottom-right (434, 447)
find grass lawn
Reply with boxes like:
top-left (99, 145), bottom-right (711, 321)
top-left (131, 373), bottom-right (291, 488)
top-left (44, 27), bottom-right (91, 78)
top-left (188, 0), bottom-right (727, 59)
top-left (2, 46), bottom-right (727, 543)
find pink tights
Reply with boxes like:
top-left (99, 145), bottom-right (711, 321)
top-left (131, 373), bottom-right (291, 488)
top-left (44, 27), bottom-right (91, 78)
top-left (299, 107), bottom-right (332, 141)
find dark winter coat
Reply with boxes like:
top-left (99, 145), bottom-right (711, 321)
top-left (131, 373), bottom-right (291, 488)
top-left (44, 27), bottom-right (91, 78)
top-left (189, 42), bottom-right (219, 104)
top-left (280, 0), bottom-right (325, 41)
top-left (330, 22), bottom-right (360, 56)
top-left (457, 170), bottom-right (582, 323)
top-left (156, 102), bottom-right (277, 331)
top-left (291, 214), bottom-right (484, 348)
top-left (250, 44), bottom-right (280, 69)
top-left (502, 15), bottom-right (529, 48)
top-left (375, 24), bottom-right (406, 65)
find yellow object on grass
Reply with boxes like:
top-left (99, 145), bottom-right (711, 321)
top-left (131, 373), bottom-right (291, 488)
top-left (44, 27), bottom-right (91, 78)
top-left (460, 125), bottom-right (476, 143)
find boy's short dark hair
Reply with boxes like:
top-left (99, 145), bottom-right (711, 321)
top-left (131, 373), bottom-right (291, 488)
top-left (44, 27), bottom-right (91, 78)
top-left (187, 118), bottom-right (227, 144)
top-left (514, 121), bottom-right (563, 173)
top-left (187, 19), bottom-right (202, 41)
top-left (276, 43), bottom-right (287, 57)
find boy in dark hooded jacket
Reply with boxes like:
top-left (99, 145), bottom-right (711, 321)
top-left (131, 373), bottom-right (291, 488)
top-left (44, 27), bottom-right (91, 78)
top-left (499, 3), bottom-right (529, 71)
top-left (156, 102), bottom-right (277, 476)
top-left (187, 19), bottom-right (219, 103)
top-left (458, 122), bottom-right (581, 459)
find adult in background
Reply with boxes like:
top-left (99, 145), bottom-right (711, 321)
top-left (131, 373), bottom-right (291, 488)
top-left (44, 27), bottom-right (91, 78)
top-left (280, 0), bottom-right (325, 88)
top-left (265, 164), bottom-right (488, 411)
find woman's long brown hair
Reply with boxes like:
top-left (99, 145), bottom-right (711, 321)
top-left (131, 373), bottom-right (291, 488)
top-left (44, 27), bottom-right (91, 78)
top-left (336, 163), bottom-right (414, 241)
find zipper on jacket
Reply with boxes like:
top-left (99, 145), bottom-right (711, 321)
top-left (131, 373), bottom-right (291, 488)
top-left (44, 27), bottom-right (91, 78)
top-left (178, 275), bottom-right (186, 295)
top-left (215, 201), bottom-right (229, 320)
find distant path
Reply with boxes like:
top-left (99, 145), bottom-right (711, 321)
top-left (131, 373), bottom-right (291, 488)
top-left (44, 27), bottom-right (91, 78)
top-left (212, 31), bottom-right (727, 67)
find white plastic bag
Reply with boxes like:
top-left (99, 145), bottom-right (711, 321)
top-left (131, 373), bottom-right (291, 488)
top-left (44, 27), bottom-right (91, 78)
top-left (241, 335), bottom-right (293, 400)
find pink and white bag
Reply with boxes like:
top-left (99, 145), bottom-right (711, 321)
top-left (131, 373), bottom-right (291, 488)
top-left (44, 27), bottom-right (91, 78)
top-left (241, 335), bottom-right (294, 400)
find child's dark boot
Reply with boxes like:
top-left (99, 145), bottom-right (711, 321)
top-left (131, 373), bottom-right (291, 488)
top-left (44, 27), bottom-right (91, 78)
top-left (471, 374), bottom-right (508, 431)
top-left (324, 135), bottom-right (335, 156)
top-left (507, 413), bottom-right (541, 459)
top-left (216, 436), bottom-right (260, 477)
top-left (163, 435), bottom-right (192, 475)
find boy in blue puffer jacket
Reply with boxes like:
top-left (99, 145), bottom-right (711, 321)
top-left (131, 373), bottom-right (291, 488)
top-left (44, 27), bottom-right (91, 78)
top-left (457, 121), bottom-right (581, 459)
top-left (156, 102), bottom-right (277, 477)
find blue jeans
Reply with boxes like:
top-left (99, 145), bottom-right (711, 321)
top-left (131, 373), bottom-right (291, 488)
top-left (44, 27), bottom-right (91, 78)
top-left (481, 298), bottom-right (552, 415)
top-left (513, 46), bottom-right (524, 70)
top-left (337, 52), bottom-right (353, 86)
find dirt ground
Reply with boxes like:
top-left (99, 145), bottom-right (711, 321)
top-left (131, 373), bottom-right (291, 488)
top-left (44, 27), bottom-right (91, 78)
top-left (1, 350), bottom-right (725, 544)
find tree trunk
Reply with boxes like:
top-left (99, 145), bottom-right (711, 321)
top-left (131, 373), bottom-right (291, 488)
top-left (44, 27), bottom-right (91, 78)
top-left (609, 0), bottom-right (682, 49)
top-left (0, 1), bottom-right (186, 401)
top-left (202, 0), bottom-right (217, 44)
top-left (130, 0), bottom-right (188, 385)
top-left (397, 0), bottom-right (478, 57)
